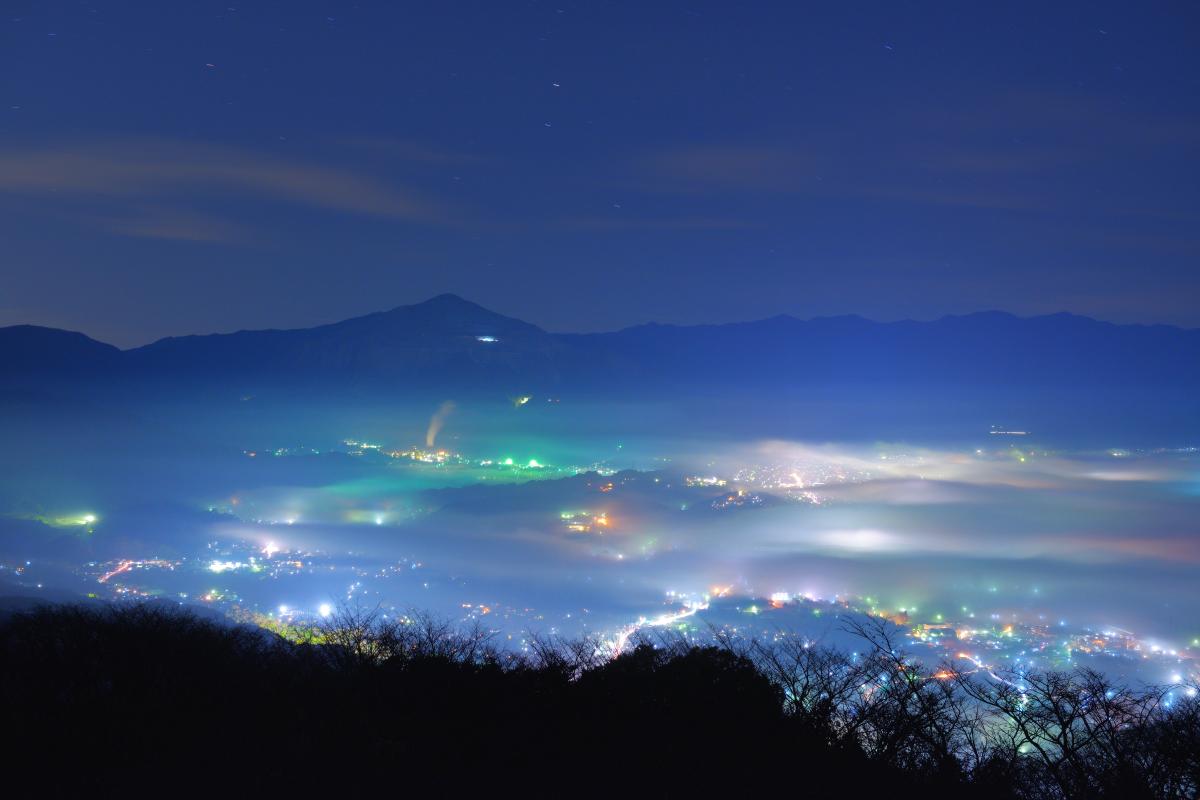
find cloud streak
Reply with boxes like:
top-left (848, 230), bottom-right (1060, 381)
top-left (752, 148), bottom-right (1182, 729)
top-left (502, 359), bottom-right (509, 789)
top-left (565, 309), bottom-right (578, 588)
top-left (641, 145), bottom-right (821, 193)
top-left (0, 138), bottom-right (453, 241)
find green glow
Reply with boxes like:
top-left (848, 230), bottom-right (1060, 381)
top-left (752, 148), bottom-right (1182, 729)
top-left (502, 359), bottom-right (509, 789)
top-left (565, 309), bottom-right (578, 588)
top-left (15, 511), bottom-right (100, 533)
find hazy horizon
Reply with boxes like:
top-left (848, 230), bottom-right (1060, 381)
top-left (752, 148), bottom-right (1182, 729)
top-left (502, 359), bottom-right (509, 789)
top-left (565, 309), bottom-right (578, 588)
top-left (8, 293), bottom-right (1200, 350)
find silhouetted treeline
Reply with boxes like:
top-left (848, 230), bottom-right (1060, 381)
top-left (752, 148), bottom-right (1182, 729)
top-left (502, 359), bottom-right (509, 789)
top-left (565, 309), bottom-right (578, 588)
top-left (0, 604), bottom-right (1196, 798)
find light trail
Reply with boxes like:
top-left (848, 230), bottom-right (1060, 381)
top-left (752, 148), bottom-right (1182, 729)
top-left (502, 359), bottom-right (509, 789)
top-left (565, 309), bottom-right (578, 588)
top-left (610, 603), bottom-right (708, 656)
top-left (97, 560), bottom-right (133, 583)
top-left (96, 559), bottom-right (175, 584)
top-left (609, 587), bottom-right (732, 657)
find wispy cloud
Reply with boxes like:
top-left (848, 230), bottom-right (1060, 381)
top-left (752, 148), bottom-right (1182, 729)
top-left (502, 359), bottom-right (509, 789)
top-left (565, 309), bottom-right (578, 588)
top-left (340, 137), bottom-right (489, 166)
top-left (558, 215), bottom-right (764, 232)
top-left (0, 138), bottom-right (454, 241)
top-left (639, 145), bottom-right (821, 193)
top-left (636, 140), bottom-right (1063, 211)
top-left (633, 90), bottom-right (1200, 215)
top-left (89, 206), bottom-right (254, 244)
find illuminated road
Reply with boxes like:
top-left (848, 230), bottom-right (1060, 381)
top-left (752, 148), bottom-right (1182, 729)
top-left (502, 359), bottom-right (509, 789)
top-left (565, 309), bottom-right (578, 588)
top-left (97, 560), bottom-right (133, 584)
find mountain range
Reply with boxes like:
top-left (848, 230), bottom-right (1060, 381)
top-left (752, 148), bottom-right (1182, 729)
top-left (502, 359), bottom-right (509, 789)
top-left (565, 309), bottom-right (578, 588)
top-left (2, 294), bottom-right (1198, 408)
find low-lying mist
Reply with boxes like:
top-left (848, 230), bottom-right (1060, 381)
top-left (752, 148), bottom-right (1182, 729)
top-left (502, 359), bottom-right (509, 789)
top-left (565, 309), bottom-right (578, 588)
top-left (1, 395), bottom-right (1196, 677)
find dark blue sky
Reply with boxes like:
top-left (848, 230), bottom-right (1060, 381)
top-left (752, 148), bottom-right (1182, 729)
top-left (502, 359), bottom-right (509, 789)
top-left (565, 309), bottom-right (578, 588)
top-left (3, 1), bottom-right (1198, 346)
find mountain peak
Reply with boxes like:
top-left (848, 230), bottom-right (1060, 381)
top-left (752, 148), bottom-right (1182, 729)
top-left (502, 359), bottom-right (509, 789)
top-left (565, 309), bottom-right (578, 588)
top-left (376, 293), bottom-right (513, 321)
top-left (411, 293), bottom-right (478, 309)
top-left (324, 293), bottom-right (549, 339)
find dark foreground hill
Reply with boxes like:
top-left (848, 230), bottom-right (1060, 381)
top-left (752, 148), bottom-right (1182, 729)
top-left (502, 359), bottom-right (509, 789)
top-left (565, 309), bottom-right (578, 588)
top-left (2, 603), bottom-right (1196, 797)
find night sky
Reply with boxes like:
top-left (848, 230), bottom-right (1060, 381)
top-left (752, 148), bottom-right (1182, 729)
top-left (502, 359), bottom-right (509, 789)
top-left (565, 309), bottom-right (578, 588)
top-left (3, 1), bottom-right (1198, 347)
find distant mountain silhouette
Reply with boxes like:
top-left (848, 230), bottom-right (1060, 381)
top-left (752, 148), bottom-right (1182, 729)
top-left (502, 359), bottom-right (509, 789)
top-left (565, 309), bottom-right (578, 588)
top-left (0, 325), bottom-right (120, 373)
top-left (122, 294), bottom-right (567, 388)
top-left (562, 309), bottom-right (1200, 389)
top-left (2, 296), bottom-right (1198, 406)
